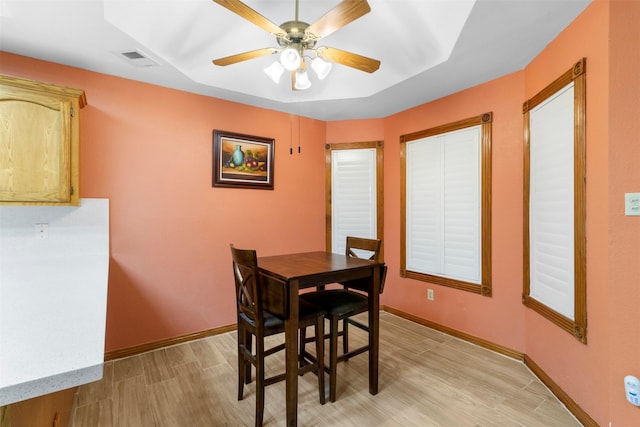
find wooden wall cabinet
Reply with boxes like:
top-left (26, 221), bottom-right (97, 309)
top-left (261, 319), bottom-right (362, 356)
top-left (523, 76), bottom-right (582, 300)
top-left (0, 74), bottom-right (86, 206)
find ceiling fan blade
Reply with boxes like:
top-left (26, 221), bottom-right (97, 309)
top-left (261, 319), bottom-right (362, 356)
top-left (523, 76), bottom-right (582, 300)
top-left (317, 46), bottom-right (380, 73)
top-left (212, 48), bottom-right (278, 66)
top-left (212, 0), bottom-right (288, 38)
top-left (306, 0), bottom-right (371, 40)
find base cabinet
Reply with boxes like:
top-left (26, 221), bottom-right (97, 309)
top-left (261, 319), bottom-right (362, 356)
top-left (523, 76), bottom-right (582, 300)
top-left (1, 387), bottom-right (77, 427)
top-left (0, 74), bottom-right (86, 206)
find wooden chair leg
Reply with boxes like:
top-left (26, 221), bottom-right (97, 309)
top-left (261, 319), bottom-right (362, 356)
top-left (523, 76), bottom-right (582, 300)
top-left (329, 316), bottom-right (339, 402)
top-left (255, 335), bottom-right (265, 427)
top-left (238, 328), bottom-right (244, 400)
top-left (237, 326), bottom-right (245, 400)
top-left (299, 327), bottom-right (307, 371)
top-left (244, 329), bottom-right (253, 384)
top-left (342, 318), bottom-right (349, 355)
top-left (315, 316), bottom-right (326, 405)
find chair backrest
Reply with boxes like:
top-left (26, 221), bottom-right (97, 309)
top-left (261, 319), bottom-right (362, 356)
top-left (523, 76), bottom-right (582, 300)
top-left (345, 236), bottom-right (382, 262)
top-left (344, 236), bottom-right (386, 293)
top-left (230, 244), bottom-right (261, 324)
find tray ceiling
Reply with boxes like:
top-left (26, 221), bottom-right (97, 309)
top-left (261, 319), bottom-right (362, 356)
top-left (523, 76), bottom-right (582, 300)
top-left (0, 0), bottom-right (591, 120)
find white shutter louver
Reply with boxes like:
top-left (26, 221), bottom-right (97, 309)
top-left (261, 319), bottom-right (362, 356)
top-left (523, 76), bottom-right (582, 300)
top-left (406, 126), bottom-right (482, 284)
top-left (331, 149), bottom-right (377, 255)
top-left (529, 82), bottom-right (575, 320)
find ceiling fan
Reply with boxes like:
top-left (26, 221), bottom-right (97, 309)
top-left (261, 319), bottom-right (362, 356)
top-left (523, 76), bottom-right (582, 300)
top-left (211, 0), bottom-right (381, 90)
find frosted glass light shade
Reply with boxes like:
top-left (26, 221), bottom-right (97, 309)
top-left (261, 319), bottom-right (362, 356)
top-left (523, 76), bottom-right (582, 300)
top-left (264, 61), bottom-right (285, 83)
top-left (280, 48), bottom-right (301, 71)
top-left (294, 69), bottom-right (311, 90)
top-left (311, 57), bottom-right (332, 80)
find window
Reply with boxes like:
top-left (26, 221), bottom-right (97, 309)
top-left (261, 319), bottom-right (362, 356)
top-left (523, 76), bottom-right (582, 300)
top-left (325, 141), bottom-right (384, 256)
top-left (401, 113), bottom-right (492, 296)
top-left (523, 58), bottom-right (587, 343)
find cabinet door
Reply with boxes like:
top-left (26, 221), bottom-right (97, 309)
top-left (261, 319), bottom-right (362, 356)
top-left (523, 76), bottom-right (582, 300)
top-left (0, 91), bottom-right (72, 202)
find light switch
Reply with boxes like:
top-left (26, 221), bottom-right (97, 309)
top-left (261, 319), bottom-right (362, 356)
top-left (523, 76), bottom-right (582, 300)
top-left (625, 193), bottom-right (640, 216)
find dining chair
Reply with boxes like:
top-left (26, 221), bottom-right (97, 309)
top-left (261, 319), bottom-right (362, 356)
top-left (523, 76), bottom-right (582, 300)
top-left (299, 236), bottom-right (387, 402)
top-left (230, 245), bottom-right (326, 427)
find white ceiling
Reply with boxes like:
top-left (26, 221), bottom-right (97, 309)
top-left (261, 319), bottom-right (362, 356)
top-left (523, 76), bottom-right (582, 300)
top-left (0, 0), bottom-right (591, 121)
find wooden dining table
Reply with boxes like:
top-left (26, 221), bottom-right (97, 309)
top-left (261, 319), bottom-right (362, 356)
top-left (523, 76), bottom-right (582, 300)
top-left (257, 251), bottom-right (382, 427)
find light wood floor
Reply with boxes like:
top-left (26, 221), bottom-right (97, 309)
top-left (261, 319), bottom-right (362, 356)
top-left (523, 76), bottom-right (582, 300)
top-left (71, 312), bottom-right (582, 426)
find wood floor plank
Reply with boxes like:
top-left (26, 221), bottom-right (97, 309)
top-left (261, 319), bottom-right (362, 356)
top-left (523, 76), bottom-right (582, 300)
top-left (379, 312), bottom-right (452, 344)
top-left (535, 398), bottom-right (583, 426)
top-left (72, 398), bottom-right (114, 427)
top-left (75, 361), bottom-right (114, 407)
top-left (112, 356), bottom-right (143, 383)
top-left (523, 377), bottom-right (561, 400)
top-left (112, 376), bottom-right (154, 427)
top-left (71, 313), bottom-right (582, 426)
top-left (139, 350), bottom-right (176, 385)
top-left (498, 395), bottom-right (581, 427)
top-left (189, 338), bottom-right (224, 369)
top-left (163, 342), bottom-right (198, 367)
top-left (190, 332), bottom-right (235, 369)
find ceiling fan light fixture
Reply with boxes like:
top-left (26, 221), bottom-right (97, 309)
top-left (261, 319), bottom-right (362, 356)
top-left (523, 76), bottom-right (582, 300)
top-left (264, 61), bottom-right (285, 83)
top-left (280, 48), bottom-right (301, 71)
top-left (294, 68), bottom-right (312, 90)
top-left (210, 0), bottom-right (380, 92)
top-left (311, 57), bottom-right (332, 80)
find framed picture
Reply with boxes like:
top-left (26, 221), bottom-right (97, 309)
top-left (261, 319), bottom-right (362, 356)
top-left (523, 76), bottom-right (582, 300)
top-left (212, 130), bottom-right (275, 190)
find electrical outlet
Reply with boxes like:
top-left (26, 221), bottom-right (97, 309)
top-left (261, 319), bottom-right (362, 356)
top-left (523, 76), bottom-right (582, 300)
top-left (35, 223), bottom-right (49, 239)
top-left (427, 289), bottom-right (434, 301)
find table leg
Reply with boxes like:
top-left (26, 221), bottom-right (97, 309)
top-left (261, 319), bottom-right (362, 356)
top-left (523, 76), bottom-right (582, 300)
top-left (285, 279), bottom-right (299, 426)
top-left (369, 265), bottom-right (380, 395)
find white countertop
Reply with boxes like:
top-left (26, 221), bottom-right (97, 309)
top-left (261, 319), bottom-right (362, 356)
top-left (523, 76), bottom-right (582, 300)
top-left (0, 199), bottom-right (110, 406)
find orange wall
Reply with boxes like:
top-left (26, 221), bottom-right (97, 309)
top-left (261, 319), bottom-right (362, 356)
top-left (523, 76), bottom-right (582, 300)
top-left (0, 52), bottom-right (327, 351)
top-left (329, 1), bottom-right (638, 425)
top-left (607, 0), bottom-right (640, 424)
top-left (522, 0), bottom-right (611, 423)
top-left (374, 70), bottom-right (527, 352)
top-left (520, 2), bottom-right (640, 424)
top-left (325, 119), bottom-right (384, 143)
top-left (2, 0), bottom-right (638, 423)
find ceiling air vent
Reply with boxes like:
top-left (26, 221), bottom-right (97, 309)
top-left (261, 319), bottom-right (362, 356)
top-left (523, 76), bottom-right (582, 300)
top-left (118, 50), bottom-right (159, 67)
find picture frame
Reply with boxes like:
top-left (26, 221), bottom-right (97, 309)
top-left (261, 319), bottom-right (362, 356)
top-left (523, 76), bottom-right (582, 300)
top-left (212, 130), bottom-right (275, 190)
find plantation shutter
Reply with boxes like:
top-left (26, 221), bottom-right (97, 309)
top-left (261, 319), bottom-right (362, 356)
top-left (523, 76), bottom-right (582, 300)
top-left (406, 126), bottom-right (482, 283)
top-left (331, 148), bottom-right (377, 255)
top-left (529, 82), bottom-right (575, 320)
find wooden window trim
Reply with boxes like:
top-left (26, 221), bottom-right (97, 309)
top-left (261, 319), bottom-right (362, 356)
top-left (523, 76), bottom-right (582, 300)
top-left (325, 141), bottom-right (384, 259)
top-left (400, 113), bottom-right (493, 296)
top-left (522, 58), bottom-right (587, 343)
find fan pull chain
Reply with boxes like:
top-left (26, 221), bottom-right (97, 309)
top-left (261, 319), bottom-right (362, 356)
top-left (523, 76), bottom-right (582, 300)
top-left (290, 113), bottom-right (294, 155)
top-left (297, 100), bottom-right (301, 154)
top-left (298, 114), bottom-right (301, 153)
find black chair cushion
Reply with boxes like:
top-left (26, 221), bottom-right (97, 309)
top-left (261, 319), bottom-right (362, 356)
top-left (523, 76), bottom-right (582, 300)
top-left (239, 310), bottom-right (283, 331)
top-left (239, 299), bottom-right (324, 331)
top-left (298, 299), bottom-right (327, 324)
top-left (300, 289), bottom-right (368, 317)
